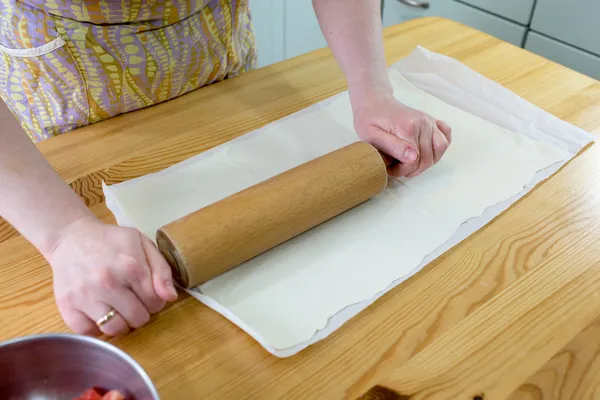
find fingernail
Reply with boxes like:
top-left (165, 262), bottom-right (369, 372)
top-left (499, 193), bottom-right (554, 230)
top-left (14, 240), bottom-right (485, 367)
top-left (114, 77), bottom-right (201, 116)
top-left (166, 280), bottom-right (177, 297)
top-left (404, 149), bottom-right (418, 162)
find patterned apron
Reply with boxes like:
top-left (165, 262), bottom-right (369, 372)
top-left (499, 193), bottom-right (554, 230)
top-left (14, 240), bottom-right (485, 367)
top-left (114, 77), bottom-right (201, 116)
top-left (0, 0), bottom-right (257, 142)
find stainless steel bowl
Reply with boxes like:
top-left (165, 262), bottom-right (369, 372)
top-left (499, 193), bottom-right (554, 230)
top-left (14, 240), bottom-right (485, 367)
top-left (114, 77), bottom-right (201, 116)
top-left (0, 333), bottom-right (160, 400)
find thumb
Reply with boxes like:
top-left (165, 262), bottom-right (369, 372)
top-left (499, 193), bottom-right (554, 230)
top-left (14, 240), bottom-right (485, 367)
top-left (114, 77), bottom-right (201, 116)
top-left (141, 236), bottom-right (178, 302)
top-left (369, 130), bottom-right (419, 164)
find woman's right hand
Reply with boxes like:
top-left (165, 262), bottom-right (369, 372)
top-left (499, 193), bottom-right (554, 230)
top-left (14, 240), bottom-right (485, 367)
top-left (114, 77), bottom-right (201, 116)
top-left (46, 216), bottom-right (178, 336)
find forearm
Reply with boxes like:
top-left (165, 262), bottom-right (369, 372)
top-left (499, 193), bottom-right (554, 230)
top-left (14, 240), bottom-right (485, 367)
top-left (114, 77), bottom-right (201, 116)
top-left (0, 126), bottom-right (93, 256)
top-left (312, 0), bottom-right (391, 107)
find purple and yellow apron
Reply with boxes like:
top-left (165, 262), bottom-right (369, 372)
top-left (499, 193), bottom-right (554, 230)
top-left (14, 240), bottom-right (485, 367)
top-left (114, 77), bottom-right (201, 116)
top-left (0, 0), bottom-right (257, 142)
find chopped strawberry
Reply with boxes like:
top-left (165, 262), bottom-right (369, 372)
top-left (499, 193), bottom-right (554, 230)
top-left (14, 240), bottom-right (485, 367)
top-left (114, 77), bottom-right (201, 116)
top-left (74, 388), bottom-right (104, 400)
top-left (102, 390), bottom-right (126, 400)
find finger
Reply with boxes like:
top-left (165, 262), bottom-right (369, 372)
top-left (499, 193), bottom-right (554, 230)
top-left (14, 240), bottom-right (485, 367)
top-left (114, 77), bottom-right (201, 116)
top-left (142, 236), bottom-right (178, 302)
top-left (124, 249), bottom-right (166, 315)
top-left (84, 303), bottom-right (129, 337)
top-left (388, 160), bottom-right (417, 177)
top-left (105, 288), bottom-right (151, 329)
top-left (432, 128), bottom-right (450, 164)
top-left (436, 119), bottom-right (452, 143)
top-left (368, 129), bottom-right (419, 165)
top-left (62, 308), bottom-right (102, 336)
top-left (378, 151), bottom-right (397, 168)
top-left (406, 120), bottom-right (435, 178)
top-left (129, 274), bottom-right (166, 315)
top-left (389, 147), bottom-right (424, 176)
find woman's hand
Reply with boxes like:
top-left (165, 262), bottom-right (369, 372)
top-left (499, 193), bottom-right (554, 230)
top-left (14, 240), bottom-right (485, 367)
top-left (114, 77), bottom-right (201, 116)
top-left (46, 216), bottom-right (177, 337)
top-left (311, 0), bottom-right (451, 175)
top-left (0, 99), bottom-right (177, 338)
top-left (352, 92), bottom-right (452, 177)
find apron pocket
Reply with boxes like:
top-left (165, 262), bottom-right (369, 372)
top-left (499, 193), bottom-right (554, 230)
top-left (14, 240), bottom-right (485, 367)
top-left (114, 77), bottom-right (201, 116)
top-left (0, 36), bottom-right (89, 141)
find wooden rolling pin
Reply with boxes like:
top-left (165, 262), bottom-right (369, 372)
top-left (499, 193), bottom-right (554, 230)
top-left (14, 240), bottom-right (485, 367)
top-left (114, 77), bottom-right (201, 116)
top-left (156, 141), bottom-right (388, 288)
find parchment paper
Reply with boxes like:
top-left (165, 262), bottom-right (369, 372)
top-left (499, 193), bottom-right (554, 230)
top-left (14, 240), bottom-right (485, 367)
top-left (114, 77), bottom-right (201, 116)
top-left (103, 47), bottom-right (595, 357)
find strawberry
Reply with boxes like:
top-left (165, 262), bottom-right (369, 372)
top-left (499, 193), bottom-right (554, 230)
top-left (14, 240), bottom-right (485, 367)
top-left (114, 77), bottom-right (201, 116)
top-left (73, 388), bottom-right (103, 400)
top-left (102, 390), bottom-right (127, 400)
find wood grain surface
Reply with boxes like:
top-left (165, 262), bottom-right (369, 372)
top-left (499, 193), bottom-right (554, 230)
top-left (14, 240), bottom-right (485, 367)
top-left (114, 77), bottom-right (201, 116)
top-left (508, 317), bottom-right (600, 400)
top-left (1, 17), bottom-right (600, 399)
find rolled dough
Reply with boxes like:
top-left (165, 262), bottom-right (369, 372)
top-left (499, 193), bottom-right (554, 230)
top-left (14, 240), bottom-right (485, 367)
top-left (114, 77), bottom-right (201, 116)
top-left (104, 70), bottom-right (570, 353)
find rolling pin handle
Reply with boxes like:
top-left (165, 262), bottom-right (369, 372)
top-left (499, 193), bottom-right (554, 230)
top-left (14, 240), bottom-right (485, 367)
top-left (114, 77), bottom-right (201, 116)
top-left (157, 230), bottom-right (189, 288)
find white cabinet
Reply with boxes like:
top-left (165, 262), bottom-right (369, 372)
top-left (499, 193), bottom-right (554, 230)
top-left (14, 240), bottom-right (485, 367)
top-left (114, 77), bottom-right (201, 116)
top-left (250, 0), bottom-right (326, 67)
top-left (382, 0), bottom-right (425, 25)
top-left (254, 0), bottom-right (530, 67)
top-left (250, 0), bottom-right (600, 82)
top-left (531, 0), bottom-right (600, 57)
top-left (284, 0), bottom-right (327, 59)
top-left (382, 0), bottom-right (527, 47)
top-left (250, 0), bottom-right (285, 67)
top-left (459, 0), bottom-right (535, 25)
top-left (525, 32), bottom-right (600, 81)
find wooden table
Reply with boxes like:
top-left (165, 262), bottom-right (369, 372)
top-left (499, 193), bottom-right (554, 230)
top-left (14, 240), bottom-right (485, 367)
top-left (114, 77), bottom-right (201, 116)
top-left (1, 17), bottom-right (600, 399)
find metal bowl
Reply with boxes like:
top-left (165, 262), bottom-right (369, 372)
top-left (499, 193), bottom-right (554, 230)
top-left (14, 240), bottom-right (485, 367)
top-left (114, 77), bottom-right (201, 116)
top-left (0, 333), bottom-right (160, 400)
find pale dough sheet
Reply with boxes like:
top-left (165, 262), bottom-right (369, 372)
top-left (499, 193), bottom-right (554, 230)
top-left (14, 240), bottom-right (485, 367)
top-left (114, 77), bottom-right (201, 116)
top-left (104, 48), bottom-right (595, 357)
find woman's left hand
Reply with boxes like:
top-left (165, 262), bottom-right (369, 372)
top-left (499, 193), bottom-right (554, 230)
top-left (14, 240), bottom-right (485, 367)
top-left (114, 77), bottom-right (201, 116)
top-left (352, 92), bottom-right (452, 177)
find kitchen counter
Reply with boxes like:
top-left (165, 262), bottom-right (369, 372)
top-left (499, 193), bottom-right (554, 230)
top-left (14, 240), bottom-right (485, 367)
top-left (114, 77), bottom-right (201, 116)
top-left (1, 17), bottom-right (600, 399)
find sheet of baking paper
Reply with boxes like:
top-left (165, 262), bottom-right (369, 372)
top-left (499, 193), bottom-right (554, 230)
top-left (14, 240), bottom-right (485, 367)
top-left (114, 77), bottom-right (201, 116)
top-left (103, 47), bottom-right (595, 357)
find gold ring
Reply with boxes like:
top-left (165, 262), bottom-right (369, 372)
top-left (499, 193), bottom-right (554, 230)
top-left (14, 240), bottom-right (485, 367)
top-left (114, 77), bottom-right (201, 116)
top-left (96, 309), bottom-right (117, 327)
